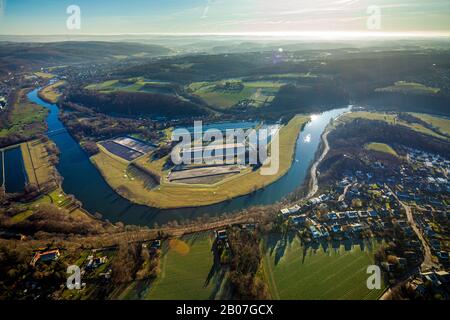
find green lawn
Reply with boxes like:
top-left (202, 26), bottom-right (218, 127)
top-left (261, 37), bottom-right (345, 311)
top-left (145, 232), bottom-right (227, 300)
top-left (261, 233), bottom-right (386, 300)
top-left (365, 142), bottom-right (398, 157)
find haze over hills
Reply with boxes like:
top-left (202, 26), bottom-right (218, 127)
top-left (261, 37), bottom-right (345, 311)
top-left (0, 41), bottom-right (172, 76)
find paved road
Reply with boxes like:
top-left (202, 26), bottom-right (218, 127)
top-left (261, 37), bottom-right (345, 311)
top-left (379, 188), bottom-right (438, 300)
top-left (338, 183), bottom-right (353, 202)
top-left (387, 186), bottom-right (436, 271)
top-left (305, 129), bottom-right (330, 199)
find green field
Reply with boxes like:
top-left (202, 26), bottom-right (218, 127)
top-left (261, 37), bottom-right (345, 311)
top-left (261, 234), bottom-right (386, 300)
top-left (38, 80), bottom-right (65, 103)
top-left (342, 111), bottom-right (449, 141)
top-left (188, 80), bottom-right (283, 109)
top-left (364, 142), bottom-right (398, 157)
top-left (144, 233), bottom-right (227, 300)
top-left (376, 81), bottom-right (440, 95)
top-left (85, 78), bottom-right (176, 95)
top-left (0, 89), bottom-right (48, 139)
top-left (410, 113), bottom-right (450, 136)
top-left (34, 71), bottom-right (55, 79)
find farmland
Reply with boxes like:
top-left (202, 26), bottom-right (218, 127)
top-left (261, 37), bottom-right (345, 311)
top-left (34, 71), bottom-right (55, 79)
top-left (261, 233), bottom-right (386, 300)
top-left (342, 111), bottom-right (449, 141)
top-left (375, 81), bottom-right (440, 95)
top-left (187, 80), bottom-right (284, 109)
top-left (0, 89), bottom-right (48, 144)
top-left (38, 80), bottom-right (65, 104)
top-left (144, 233), bottom-right (227, 300)
top-left (410, 113), bottom-right (450, 137)
top-left (364, 143), bottom-right (398, 157)
top-left (85, 78), bottom-right (177, 96)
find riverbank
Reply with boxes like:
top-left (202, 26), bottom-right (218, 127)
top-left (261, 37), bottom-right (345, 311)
top-left (27, 85), bottom-right (351, 225)
top-left (90, 115), bottom-right (310, 209)
top-left (37, 80), bottom-right (65, 104)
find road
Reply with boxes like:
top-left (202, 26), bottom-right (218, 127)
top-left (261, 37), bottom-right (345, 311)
top-left (304, 112), bottom-right (350, 201)
top-left (378, 187), bottom-right (437, 300)
top-left (82, 209), bottom-right (267, 249)
top-left (388, 186), bottom-right (436, 271)
top-left (305, 129), bottom-right (330, 199)
top-left (338, 183), bottom-right (353, 202)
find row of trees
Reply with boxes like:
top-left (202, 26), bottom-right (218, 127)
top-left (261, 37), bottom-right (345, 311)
top-left (227, 228), bottom-right (270, 300)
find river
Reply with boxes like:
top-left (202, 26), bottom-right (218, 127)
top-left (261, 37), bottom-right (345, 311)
top-left (27, 88), bottom-right (350, 226)
top-left (3, 147), bottom-right (27, 193)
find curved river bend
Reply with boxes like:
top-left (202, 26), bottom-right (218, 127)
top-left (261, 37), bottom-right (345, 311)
top-left (28, 88), bottom-right (350, 226)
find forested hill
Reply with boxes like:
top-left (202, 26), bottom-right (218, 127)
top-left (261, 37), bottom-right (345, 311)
top-left (0, 41), bottom-right (172, 77)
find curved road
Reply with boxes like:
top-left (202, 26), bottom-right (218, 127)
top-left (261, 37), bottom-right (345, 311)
top-left (305, 129), bottom-right (330, 199)
top-left (380, 186), bottom-right (438, 300)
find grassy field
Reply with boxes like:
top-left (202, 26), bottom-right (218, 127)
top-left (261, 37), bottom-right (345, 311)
top-left (91, 115), bottom-right (309, 208)
top-left (85, 78), bottom-right (176, 95)
top-left (376, 81), bottom-right (440, 95)
top-left (410, 113), bottom-right (450, 136)
top-left (261, 233), bottom-right (386, 300)
top-left (38, 80), bottom-right (65, 103)
top-left (34, 71), bottom-right (55, 79)
top-left (143, 233), bottom-right (227, 300)
top-left (342, 111), bottom-right (449, 141)
top-left (364, 142), bottom-right (398, 157)
top-left (0, 89), bottom-right (48, 139)
top-left (20, 139), bottom-right (59, 189)
top-left (188, 80), bottom-right (283, 109)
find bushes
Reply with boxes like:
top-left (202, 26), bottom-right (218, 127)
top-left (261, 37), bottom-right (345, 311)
top-left (7, 203), bottom-right (107, 236)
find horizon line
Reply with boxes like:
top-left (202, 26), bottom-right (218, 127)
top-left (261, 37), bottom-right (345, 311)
top-left (1, 31), bottom-right (450, 39)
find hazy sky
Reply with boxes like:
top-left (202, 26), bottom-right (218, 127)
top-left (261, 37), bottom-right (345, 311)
top-left (0, 0), bottom-right (449, 36)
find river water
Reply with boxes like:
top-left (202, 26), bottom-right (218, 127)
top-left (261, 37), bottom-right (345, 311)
top-left (3, 147), bottom-right (27, 193)
top-left (27, 88), bottom-right (350, 226)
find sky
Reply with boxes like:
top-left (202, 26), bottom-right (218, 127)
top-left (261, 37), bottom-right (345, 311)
top-left (0, 0), bottom-right (449, 37)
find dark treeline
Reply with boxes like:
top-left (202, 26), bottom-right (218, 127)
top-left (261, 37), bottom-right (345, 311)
top-left (263, 82), bottom-right (349, 118)
top-left (362, 91), bottom-right (450, 116)
top-left (66, 89), bottom-right (212, 118)
top-left (0, 204), bottom-right (112, 236)
top-left (115, 49), bottom-right (450, 118)
top-left (227, 228), bottom-right (270, 300)
top-left (329, 118), bottom-right (450, 157)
